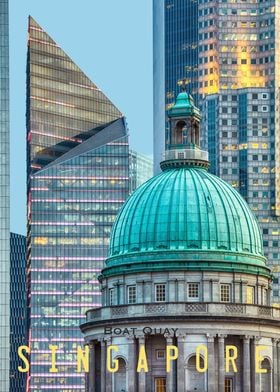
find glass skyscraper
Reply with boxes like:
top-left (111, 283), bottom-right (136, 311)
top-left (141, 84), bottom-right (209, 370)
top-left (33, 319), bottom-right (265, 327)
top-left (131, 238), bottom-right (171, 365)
top-left (153, 1), bottom-right (280, 304)
top-left (0, 0), bottom-right (10, 390)
top-left (10, 232), bottom-right (27, 392)
top-left (129, 150), bottom-right (153, 191)
top-left (27, 17), bottom-right (130, 390)
top-left (153, 0), bottom-right (199, 173)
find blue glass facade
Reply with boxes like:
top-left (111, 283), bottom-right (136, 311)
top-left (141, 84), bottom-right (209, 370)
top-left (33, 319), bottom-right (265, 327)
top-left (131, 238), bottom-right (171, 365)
top-left (27, 18), bottom-right (130, 390)
top-left (154, 0), bottom-right (199, 173)
top-left (129, 150), bottom-right (153, 191)
top-left (205, 97), bottom-right (218, 176)
top-left (165, 0), bottom-right (199, 107)
top-left (10, 232), bottom-right (27, 392)
top-left (153, 0), bottom-right (165, 174)
top-left (239, 94), bottom-right (248, 199)
top-left (153, 0), bottom-right (280, 304)
top-left (0, 0), bottom-right (10, 390)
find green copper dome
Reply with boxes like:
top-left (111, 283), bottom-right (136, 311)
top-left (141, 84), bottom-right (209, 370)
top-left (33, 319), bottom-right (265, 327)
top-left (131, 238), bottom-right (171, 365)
top-left (168, 91), bottom-right (201, 119)
top-left (102, 166), bottom-right (270, 278)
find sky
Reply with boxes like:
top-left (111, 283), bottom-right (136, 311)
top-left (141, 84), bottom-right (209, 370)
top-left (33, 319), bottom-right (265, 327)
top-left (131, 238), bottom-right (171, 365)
top-left (9, 0), bottom-right (153, 235)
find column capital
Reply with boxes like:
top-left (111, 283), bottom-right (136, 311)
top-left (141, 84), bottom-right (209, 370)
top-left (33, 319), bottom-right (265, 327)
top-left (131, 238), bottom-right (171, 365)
top-left (136, 334), bottom-right (145, 344)
top-left (126, 336), bottom-right (136, 343)
top-left (253, 336), bottom-right (261, 344)
top-left (218, 334), bottom-right (227, 340)
top-left (206, 334), bottom-right (216, 343)
top-left (103, 336), bottom-right (112, 345)
top-left (176, 332), bottom-right (186, 340)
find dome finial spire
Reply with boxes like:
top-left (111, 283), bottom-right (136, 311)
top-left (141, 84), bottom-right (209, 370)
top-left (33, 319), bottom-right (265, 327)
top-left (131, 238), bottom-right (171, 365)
top-left (181, 78), bottom-right (187, 92)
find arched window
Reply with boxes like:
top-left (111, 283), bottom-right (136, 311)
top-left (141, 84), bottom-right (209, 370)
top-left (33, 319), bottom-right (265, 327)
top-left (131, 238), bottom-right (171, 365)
top-left (174, 120), bottom-right (187, 145)
top-left (114, 357), bottom-right (127, 392)
top-left (260, 358), bottom-right (272, 392)
top-left (185, 354), bottom-right (206, 391)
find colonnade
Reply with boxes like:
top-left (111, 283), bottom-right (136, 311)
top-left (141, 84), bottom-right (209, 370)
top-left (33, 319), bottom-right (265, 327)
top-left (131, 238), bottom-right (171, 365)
top-left (86, 334), bottom-right (278, 392)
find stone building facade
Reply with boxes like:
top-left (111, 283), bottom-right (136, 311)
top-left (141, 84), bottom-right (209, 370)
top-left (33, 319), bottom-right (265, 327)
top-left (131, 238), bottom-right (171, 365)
top-left (81, 92), bottom-right (280, 392)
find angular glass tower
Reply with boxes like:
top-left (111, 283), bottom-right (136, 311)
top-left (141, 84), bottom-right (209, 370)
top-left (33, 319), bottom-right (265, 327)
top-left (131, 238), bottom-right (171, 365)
top-left (129, 150), bottom-right (153, 191)
top-left (27, 17), bottom-right (130, 390)
top-left (10, 233), bottom-right (27, 392)
top-left (0, 0), bottom-right (10, 390)
top-left (153, 1), bottom-right (280, 304)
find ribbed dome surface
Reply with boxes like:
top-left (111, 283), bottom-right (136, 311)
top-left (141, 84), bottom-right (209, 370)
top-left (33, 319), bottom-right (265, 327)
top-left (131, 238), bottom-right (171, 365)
top-left (103, 167), bottom-right (269, 278)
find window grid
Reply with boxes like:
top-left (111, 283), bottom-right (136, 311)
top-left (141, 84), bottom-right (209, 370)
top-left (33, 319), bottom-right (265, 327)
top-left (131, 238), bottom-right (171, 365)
top-left (220, 284), bottom-right (230, 302)
top-left (246, 286), bottom-right (255, 304)
top-left (155, 284), bottom-right (166, 302)
top-left (155, 377), bottom-right (166, 392)
top-left (127, 285), bottom-right (136, 304)
top-left (188, 283), bottom-right (199, 299)
top-left (156, 350), bottom-right (166, 360)
top-left (225, 378), bottom-right (233, 392)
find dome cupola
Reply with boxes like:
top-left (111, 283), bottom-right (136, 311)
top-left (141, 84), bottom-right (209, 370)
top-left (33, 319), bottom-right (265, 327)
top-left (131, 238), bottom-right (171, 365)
top-left (162, 90), bottom-right (209, 170)
top-left (100, 91), bottom-right (270, 280)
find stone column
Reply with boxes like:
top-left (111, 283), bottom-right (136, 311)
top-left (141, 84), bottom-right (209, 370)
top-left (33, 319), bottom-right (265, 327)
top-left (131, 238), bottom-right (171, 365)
top-left (168, 279), bottom-right (176, 302)
top-left (145, 280), bottom-right (153, 302)
top-left (273, 339), bottom-right (278, 392)
top-left (101, 286), bottom-right (106, 305)
top-left (207, 335), bottom-right (216, 392)
top-left (175, 279), bottom-right (178, 302)
top-left (100, 340), bottom-right (106, 392)
top-left (202, 279), bottom-right (210, 301)
top-left (118, 282), bottom-right (124, 304)
top-left (88, 343), bottom-right (95, 392)
top-left (177, 334), bottom-right (185, 392)
top-left (233, 279), bottom-right (241, 303)
top-left (105, 337), bottom-right (113, 392)
top-left (218, 335), bottom-right (225, 392)
top-left (277, 341), bottom-right (280, 389)
top-left (268, 286), bottom-right (272, 306)
top-left (136, 280), bottom-right (145, 302)
top-left (127, 336), bottom-right (137, 391)
top-left (116, 282), bottom-right (120, 305)
top-left (243, 336), bottom-right (251, 392)
top-left (241, 280), bottom-right (248, 303)
top-left (256, 275), bottom-right (259, 305)
top-left (177, 280), bottom-right (185, 301)
top-left (191, 127), bottom-right (195, 145)
top-left (138, 335), bottom-right (146, 392)
top-left (252, 337), bottom-right (261, 392)
top-left (166, 336), bottom-right (175, 392)
top-left (232, 273), bottom-right (236, 302)
top-left (211, 280), bottom-right (219, 301)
